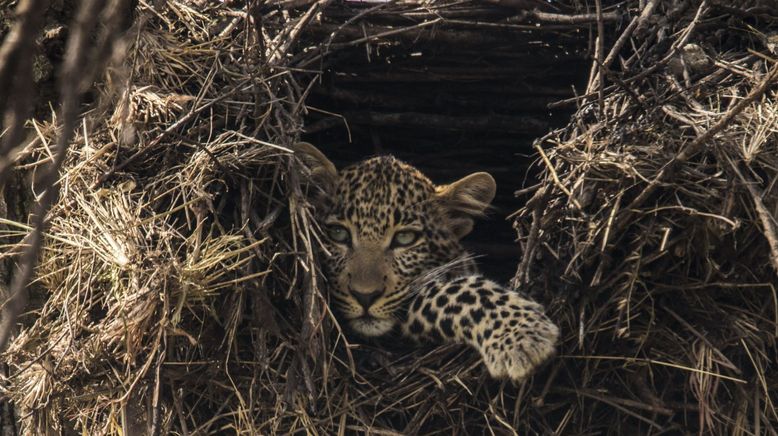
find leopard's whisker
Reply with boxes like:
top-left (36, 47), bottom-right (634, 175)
top-left (405, 254), bottom-right (481, 297)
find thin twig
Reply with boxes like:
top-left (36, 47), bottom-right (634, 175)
top-left (724, 154), bottom-right (778, 273)
top-left (594, 0), bottom-right (605, 119)
top-left (0, 0), bottom-right (48, 188)
top-left (507, 8), bottom-right (621, 25)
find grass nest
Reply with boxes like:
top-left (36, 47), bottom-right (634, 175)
top-left (1, 0), bottom-right (777, 434)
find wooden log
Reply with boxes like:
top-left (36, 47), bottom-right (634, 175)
top-left (312, 86), bottom-right (558, 112)
top-left (324, 74), bottom-right (579, 96)
top-left (344, 111), bottom-right (549, 133)
top-left (304, 22), bottom-right (524, 48)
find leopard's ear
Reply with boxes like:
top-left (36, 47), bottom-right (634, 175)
top-left (291, 142), bottom-right (338, 192)
top-left (435, 172), bottom-right (496, 239)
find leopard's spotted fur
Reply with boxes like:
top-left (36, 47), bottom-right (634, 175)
top-left (294, 142), bottom-right (559, 381)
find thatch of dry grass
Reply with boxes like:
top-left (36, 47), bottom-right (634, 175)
top-left (0, 0), bottom-right (776, 434)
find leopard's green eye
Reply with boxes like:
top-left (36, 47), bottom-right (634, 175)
top-left (327, 224), bottom-right (351, 244)
top-left (392, 230), bottom-right (420, 248)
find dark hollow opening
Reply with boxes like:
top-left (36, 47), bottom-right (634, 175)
top-left (302, 19), bottom-right (590, 281)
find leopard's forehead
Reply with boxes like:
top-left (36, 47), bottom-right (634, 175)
top-left (331, 156), bottom-right (435, 238)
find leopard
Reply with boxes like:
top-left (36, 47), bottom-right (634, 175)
top-left (292, 142), bottom-right (559, 382)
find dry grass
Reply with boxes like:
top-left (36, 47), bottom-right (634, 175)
top-left (514, 2), bottom-right (778, 433)
top-left (0, 0), bottom-right (776, 434)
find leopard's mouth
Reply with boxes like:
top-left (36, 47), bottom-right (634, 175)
top-left (349, 316), bottom-right (395, 337)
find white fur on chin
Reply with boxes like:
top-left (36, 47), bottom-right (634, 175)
top-left (350, 317), bottom-right (395, 337)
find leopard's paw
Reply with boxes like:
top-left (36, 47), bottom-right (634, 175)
top-left (479, 304), bottom-right (559, 381)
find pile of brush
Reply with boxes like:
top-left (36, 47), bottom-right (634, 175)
top-left (0, 0), bottom-right (775, 434)
top-left (514, 1), bottom-right (778, 433)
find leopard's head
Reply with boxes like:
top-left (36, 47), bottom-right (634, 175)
top-left (293, 143), bottom-right (496, 337)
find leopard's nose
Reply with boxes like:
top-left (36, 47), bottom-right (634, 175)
top-left (351, 289), bottom-right (383, 309)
